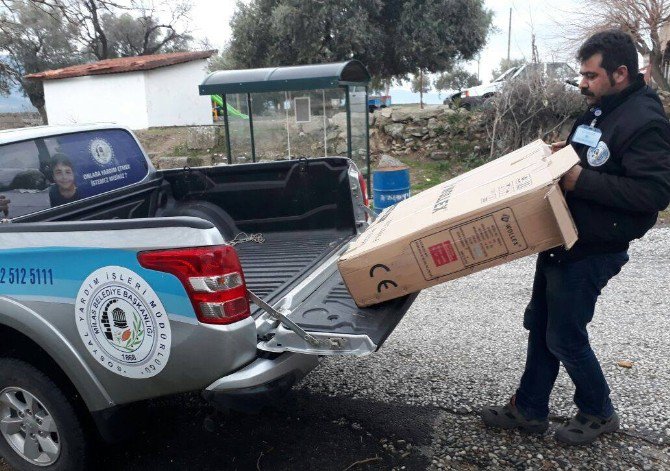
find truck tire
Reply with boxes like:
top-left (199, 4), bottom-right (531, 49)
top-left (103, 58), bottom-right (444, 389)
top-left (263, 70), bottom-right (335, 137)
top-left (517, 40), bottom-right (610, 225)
top-left (164, 201), bottom-right (238, 241)
top-left (0, 358), bottom-right (91, 471)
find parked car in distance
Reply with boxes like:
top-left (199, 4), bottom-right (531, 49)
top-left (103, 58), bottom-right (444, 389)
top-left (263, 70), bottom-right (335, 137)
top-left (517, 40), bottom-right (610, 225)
top-left (446, 62), bottom-right (578, 110)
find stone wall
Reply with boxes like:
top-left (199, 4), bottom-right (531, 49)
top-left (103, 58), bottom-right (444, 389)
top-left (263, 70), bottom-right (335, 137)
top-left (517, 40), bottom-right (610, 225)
top-left (0, 113), bottom-right (42, 130)
top-left (137, 106), bottom-right (493, 169)
top-left (370, 105), bottom-right (490, 162)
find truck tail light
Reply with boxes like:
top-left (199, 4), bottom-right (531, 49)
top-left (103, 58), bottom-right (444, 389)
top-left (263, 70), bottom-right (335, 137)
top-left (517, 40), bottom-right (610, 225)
top-left (138, 245), bottom-right (250, 325)
top-left (357, 172), bottom-right (369, 207)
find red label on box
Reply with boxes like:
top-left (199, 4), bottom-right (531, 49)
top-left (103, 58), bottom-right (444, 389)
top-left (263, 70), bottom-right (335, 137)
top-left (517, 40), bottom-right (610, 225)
top-left (428, 240), bottom-right (458, 267)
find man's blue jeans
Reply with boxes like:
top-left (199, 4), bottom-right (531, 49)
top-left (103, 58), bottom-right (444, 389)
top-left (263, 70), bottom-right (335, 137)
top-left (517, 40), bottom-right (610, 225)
top-left (514, 251), bottom-right (629, 420)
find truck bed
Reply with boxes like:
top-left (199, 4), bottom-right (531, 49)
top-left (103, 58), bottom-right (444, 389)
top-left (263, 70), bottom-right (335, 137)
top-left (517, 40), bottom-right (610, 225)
top-left (235, 229), bottom-right (354, 302)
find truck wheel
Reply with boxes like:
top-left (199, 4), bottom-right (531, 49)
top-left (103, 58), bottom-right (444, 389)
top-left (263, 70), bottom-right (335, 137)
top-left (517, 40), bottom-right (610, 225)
top-left (0, 358), bottom-right (90, 471)
top-left (164, 201), bottom-right (238, 241)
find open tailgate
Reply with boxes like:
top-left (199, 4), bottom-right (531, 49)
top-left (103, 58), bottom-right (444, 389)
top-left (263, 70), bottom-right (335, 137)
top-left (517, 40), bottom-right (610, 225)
top-left (254, 269), bottom-right (418, 356)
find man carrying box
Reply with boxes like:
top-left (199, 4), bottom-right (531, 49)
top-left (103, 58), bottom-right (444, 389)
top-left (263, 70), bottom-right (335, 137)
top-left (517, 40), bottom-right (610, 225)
top-left (481, 29), bottom-right (670, 444)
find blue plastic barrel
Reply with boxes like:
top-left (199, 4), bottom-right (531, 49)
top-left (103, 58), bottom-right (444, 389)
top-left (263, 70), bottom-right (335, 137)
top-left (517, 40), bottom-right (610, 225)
top-left (373, 167), bottom-right (411, 214)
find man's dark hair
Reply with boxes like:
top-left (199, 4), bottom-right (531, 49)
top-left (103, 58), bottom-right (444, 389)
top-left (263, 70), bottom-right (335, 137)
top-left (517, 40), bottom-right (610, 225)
top-left (578, 29), bottom-right (639, 82)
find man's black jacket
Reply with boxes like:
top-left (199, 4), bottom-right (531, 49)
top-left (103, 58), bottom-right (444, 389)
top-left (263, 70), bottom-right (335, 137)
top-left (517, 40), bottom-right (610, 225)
top-left (547, 74), bottom-right (670, 262)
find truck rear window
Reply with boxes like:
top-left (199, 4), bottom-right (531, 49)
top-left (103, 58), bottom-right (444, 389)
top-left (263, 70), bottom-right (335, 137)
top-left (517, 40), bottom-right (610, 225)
top-left (0, 129), bottom-right (149, 218)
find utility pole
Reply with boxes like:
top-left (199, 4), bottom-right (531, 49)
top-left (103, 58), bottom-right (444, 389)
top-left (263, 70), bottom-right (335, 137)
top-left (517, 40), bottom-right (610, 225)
top-left (477, 54), bottom-right (481, 82)
top-left (507, 7), bottom-right (512, 62)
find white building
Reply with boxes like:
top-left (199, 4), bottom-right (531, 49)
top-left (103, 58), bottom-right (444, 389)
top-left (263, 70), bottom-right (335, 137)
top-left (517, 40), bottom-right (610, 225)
top-left (26, 51), bottom-right (217, 130)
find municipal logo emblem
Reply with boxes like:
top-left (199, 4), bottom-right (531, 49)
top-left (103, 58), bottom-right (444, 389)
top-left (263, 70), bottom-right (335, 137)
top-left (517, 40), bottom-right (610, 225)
top-left (587, 141), bottom-right (611, 167)
top-left (89, 138), bottom-right (114, 166)
top-left (76, 266), bottom-right (171, 378)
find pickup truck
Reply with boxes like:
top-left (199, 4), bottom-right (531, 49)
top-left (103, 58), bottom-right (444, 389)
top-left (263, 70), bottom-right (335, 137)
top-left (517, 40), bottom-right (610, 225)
top-left (0, 124), bottom-right (416, 470)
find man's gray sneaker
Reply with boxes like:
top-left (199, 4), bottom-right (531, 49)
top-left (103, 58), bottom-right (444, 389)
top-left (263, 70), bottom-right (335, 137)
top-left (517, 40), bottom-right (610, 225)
top-left (555, 411), bottom-right (620, 445)
top-left (481, 397), bottom-right (549, 434)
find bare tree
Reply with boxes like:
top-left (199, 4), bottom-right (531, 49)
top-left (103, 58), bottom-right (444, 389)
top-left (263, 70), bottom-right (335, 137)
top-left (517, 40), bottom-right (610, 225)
top-left (484, 72), bottom-right (584, 158)
top-left (25, 0), bottom-right (192, 59)
top-left (566, 0), bottom-right (670, 90)
top-left (0, 1), bottom-right (80, 122)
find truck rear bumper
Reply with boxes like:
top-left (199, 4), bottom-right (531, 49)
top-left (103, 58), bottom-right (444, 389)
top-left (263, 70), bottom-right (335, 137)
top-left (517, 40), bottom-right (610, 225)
top-left (202, 352), bottom-right (320, 412)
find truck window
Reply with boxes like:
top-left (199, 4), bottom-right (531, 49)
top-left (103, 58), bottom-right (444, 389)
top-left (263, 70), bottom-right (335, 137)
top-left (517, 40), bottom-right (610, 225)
top-left (44, 129), bottom-right (149, 201)
top-left (0, 129), bottom-right (149, 219)
top-left (0, 140), bottom-right (50, 218)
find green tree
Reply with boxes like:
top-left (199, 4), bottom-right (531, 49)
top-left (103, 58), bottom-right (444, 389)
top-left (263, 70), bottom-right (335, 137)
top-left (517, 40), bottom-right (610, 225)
top-left (0, 0), bottom-right (194, 122)
top-left (208, 47), bottom-right (235, 72)
top-left (228, 0), bottom-right (493, 81)
top-left (434, 66), bottom-right (481, 91)
top-left (0, 1), bottom-right (80, 122)
top-left (102, 11), bottom-right (193, 58)
top-left (490, 58), bottom-right (525, 81)
top-left (411, 71), bottom-right (431, 109)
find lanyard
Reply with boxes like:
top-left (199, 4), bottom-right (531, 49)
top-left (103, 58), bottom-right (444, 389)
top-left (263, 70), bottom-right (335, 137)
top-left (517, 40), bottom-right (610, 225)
top-left (590, 107), bottom-right (602, 128)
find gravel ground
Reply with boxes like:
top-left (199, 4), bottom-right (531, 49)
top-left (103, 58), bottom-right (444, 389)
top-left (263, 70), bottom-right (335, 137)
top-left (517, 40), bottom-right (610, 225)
top-left (1, 228), bottom-right (668, 471)
top-left (300, 227), bottom-right (670, 470)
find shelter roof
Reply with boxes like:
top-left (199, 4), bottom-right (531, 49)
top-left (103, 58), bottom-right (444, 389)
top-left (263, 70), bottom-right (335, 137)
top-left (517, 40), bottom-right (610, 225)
top-left (199, 60), bottom-right (371, 95)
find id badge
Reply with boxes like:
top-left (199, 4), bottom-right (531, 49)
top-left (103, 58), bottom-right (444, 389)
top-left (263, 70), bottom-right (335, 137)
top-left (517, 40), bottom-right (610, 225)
top-left (572, 125), bottom-right (602, 147)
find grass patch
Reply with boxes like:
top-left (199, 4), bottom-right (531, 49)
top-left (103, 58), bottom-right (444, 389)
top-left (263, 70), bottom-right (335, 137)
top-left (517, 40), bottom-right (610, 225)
top-left (394, 153), bottom-right (490, 193)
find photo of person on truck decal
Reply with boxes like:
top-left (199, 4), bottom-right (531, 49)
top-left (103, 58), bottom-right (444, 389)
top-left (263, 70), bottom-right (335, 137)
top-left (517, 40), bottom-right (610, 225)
top-left (48, 153), bottom-right (80, 207)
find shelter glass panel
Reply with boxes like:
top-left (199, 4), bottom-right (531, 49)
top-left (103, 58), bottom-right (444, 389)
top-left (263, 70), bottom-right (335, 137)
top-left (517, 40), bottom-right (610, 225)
top-left (226, 93), bottom-right (253, 163)
top-left (284, 90), bottom-right (327, 159)
top-left (349, 86), bottom-right (369, 175)
top-left (325, 88), bottom-right (348, 157)
top-left (249, 91), bottom-right (289, 161)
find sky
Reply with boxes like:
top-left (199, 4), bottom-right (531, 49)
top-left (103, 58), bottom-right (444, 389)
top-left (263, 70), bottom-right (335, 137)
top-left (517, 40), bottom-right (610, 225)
top-left (466, 0), bottom-right (580, 81)
top-left (190, 0), bottom-right (579, 78)
top-left (2, 0), bottom-right (582, 110)
top-left (185, 0), bottom-right (581, 103)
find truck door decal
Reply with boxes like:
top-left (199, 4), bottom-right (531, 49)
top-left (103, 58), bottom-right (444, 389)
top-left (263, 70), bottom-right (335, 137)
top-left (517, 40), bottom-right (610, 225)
top-left (76, 266), bottom-right (172, 379)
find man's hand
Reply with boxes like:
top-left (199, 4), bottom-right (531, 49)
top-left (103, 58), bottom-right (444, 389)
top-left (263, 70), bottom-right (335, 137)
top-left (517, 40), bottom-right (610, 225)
top-left (560, 165), bottom-right (583, 192)
top-left (0, 195), bottom-right (9, 217)
top-left (551, 140), bottom-right (567, 153)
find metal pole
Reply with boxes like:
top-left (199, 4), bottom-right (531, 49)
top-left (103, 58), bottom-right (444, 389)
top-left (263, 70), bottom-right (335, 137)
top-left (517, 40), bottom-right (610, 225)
top-left (322, 89), bottom-right (328, 158)
top-left (222, 94), bottom-right (232, 165)
top-left (345, 86), bottom-right (352, 160)
top-left (507, 7), bottom-right (512, 62)
top-left (284, 91), bottom-right (292, 160)
top-left (247, 93), bottom-right (256, 163)
top-left (477, 55), bottom-right (480, 82)
top-left (364, 86), bottom-right (371, 192)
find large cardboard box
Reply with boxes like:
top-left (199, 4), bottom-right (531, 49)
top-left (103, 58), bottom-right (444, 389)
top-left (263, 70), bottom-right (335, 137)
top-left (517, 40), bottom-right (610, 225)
top-left (338, 140), bottom-right (580, 307)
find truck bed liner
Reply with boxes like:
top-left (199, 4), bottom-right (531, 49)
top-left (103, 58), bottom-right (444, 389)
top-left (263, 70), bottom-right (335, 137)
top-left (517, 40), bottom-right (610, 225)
top-left (235, 229), bottom-right (354, 301)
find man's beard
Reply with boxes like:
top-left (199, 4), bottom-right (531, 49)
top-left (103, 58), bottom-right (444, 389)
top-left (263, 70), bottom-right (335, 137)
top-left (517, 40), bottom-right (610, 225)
top-left (580, 88), bottom-right (595, 97)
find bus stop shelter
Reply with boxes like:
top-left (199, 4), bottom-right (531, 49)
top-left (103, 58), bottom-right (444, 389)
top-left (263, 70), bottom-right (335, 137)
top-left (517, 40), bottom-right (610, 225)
top-left (198, 60), bottom-right (372, 187)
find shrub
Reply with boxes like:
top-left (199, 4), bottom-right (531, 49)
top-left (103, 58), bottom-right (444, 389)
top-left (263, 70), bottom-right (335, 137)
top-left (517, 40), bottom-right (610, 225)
top-left (483, 72), bottom-right (584, 157)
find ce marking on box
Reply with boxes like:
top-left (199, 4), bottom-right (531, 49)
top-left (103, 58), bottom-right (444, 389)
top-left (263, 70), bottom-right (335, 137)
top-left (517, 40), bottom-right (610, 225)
top-left (369, 264), bottom-right (398, 293)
